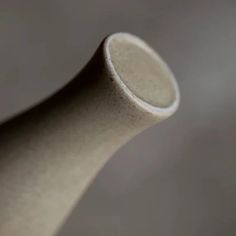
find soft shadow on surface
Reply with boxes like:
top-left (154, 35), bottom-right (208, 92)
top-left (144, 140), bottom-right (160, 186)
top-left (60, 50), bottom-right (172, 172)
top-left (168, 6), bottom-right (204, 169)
top-left (57, 106), bottom-right (236, 236)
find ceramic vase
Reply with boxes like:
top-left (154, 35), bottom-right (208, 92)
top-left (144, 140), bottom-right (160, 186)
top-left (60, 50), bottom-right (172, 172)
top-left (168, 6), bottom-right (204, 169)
top-left (0, 33), bottom-right (180, 236)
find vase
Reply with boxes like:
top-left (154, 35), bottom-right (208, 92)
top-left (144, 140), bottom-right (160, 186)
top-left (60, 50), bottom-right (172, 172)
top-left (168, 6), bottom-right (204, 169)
top-left (0, 33), bottom-right (180, 236)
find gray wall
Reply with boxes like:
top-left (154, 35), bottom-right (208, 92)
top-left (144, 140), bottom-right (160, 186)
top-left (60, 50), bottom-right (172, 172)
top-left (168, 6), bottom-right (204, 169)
top-left (1, 1), bottom-right (236, 235)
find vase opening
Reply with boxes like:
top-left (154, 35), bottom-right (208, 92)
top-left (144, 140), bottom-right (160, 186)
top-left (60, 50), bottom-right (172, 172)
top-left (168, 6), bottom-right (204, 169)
top-left (104, 32), bottom-right (180, 117)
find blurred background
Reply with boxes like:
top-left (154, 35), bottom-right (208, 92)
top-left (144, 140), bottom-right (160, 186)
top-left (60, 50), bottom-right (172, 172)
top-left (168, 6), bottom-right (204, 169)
top-left (1, 0), bottom-right (236, 235)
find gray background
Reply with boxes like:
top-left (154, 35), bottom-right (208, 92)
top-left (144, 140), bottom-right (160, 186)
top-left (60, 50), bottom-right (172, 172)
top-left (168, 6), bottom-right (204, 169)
top-left (1, 1), bottom-right (236, 235)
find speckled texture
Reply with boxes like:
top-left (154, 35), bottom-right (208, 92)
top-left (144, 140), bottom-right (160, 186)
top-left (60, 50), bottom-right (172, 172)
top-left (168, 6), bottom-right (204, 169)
top-left (109, 34), bottom-right (177, 108)
top-left (0, 33), bottom-right (179, 236)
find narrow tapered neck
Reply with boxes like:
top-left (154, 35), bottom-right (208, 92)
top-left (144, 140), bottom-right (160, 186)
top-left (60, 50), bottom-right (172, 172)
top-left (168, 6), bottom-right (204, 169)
top-left (0, 33), bottom-right (179, 236)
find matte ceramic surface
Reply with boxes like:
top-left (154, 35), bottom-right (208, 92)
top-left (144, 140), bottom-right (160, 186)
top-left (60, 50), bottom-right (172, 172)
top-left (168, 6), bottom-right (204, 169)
top-left (0, 33), bottom-right (179, 236)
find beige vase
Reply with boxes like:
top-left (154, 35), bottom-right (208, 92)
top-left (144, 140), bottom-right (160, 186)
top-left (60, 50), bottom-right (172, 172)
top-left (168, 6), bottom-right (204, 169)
top-left (0, 33), bottom-right (180, 236)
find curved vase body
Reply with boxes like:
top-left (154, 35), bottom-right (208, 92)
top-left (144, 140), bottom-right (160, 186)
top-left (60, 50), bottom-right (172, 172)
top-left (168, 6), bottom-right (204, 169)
top-left (0, 33), bottom-right (180, 236)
